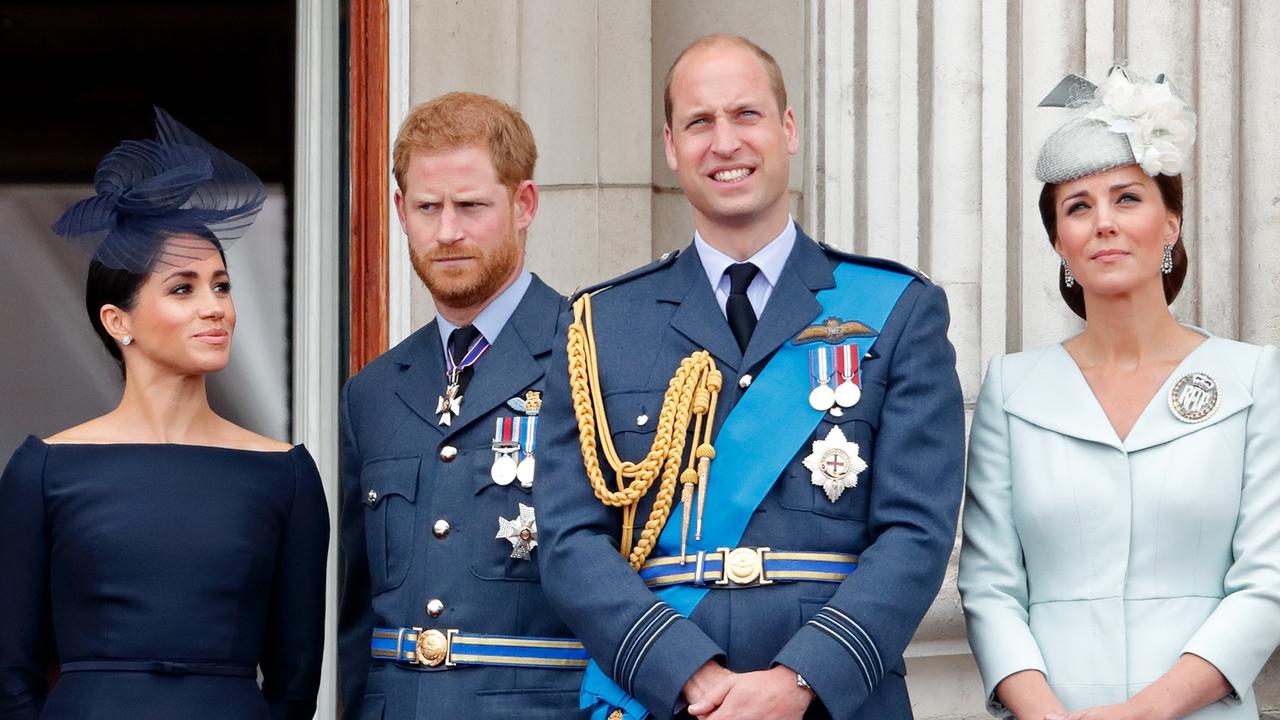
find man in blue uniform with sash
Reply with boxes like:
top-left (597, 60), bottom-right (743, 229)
top-left (339, 92), bottom-right (588, 719)
top-left (535, 35), bottom-right (965, 719)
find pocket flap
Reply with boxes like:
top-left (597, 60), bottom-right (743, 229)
top-left (602, 390), bottom-right (661, 437)
top-left (361, 455), bottom-right (422, 506)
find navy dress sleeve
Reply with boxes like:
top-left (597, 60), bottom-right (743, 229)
top-left (259, 446), bottom-right (330, 720)
top-left (0, 437), bottom-right (53, 720)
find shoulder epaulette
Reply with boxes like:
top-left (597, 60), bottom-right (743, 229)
top-left (816, 241), bottom-right (933, 284)
top-left (570, 249), bottom-right (682, 302)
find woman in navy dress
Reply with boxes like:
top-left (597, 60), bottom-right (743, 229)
top-left (0, 109), bottom-right (329, 719)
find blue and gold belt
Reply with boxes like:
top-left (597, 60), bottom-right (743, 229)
top-left (638, 547), bottom-right (858, 589)
top-left (371, 627), bottom-right (589, 670)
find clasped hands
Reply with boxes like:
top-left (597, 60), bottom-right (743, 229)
top-left (683, 660), bottom-right (812, 720)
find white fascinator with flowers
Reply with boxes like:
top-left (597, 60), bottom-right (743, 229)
top-left (1035, 66), bottom-right (1196, 184)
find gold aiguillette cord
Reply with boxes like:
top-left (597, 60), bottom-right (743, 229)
top-left (567, 292), bottom-right (721, 569)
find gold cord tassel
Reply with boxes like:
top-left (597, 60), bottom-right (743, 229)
top-left (568, 292), bottom-right (721, 569)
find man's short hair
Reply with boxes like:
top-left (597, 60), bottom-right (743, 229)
top-left (392, 91), bottom-right (537, 194)
top-left (663, 34), bottom-right (788, 127)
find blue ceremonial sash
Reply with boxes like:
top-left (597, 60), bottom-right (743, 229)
top-left (581, 262), bottom-right (914, 720)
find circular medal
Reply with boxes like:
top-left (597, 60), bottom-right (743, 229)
top-left (808, 384), bottom-right (836, 412)
top-left (491, 454), bottom-right (518, 485)
top-left (1168, 371), bottom-right (1219, 423)
top-left (834, 381), bottom-right (861, 408)
top-left (517, 456), bottom-right (536, 488)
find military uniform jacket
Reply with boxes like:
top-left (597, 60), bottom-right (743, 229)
top-left (535, 229), bottom-right (965, 720)
top-left (339, 275), bottom-right (587, 720)
top-left (959, 337), bottom-right (1280, 717)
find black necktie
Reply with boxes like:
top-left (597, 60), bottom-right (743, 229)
top-left (725, 263), bottom-right (759, 352)
top-left (447, 325), bottom-right (482, 393)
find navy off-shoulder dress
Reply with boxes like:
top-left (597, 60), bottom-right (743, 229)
top-left (0, 436), bottom-right (329, 720)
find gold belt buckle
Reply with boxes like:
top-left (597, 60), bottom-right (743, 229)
top-left (412, 627), bottom-right (458, 667)
top-left (714, 546), bottom-right (772, 586)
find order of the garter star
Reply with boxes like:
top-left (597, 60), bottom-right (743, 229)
top-left (802, 425), bottom-right (867, 503)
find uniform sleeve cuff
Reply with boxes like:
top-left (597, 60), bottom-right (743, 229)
top-left (774, 620), bottom-right (876, 719)
top-left (618, 604), bottom-right (722, 720)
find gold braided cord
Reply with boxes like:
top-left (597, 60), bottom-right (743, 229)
top-left (568, 292), bottom-right (721, 569)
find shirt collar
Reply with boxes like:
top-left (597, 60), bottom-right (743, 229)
top-left (693, 217), bottom-right (796, 291)
top-left (436, 268), bottom-right (532, 352)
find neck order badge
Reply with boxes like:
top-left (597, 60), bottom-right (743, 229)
top-left (437, 329), bottom-right (490, 426)
top-left (578, 262), bottom-right (914, 719)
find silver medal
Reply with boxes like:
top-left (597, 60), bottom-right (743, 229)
top-left (834, 381), bottom-right (861, 408)
top-left (491, 453), bottom-right (518, 485)
top-left (808, 384), bottom-right (836, 412)
top-left (516, 456), bottom-right (536, 488)
top-left (496, 503), bottom-right (538, 561)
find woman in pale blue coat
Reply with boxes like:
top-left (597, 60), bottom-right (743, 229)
top-left (959, 67), bottom-right (1280, 720)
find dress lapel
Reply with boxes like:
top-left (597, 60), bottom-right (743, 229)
top-left (1122, 337), bottom-right (1253, 452)
top-left (1004, 335), bottom-right (1254, 453)
top-left (1003, 345), bottom-right (1125, 451)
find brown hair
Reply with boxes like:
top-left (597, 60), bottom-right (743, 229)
top-left (392, 92), bottom-right (537, 194)
top-left (1038, 172), bottom-right (1187, 320)
top-left (663, 34), bottom-right (787, 128)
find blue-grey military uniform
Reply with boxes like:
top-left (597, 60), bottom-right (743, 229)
top-left (535, 228), bottom-right (965, 719)
top-left (339, 274), bottom-right (589, 720)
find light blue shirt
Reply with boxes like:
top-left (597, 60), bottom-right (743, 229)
top-left (693, 218), bottom-right (796, 320)
top-left (435, 268), bottom-right (532, 354)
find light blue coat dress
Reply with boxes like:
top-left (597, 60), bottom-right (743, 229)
top-left (959, 333), bottom-right (1280, 718)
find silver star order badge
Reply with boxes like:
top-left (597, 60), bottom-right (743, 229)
top-left (496, 503), bottom-right (538, 560)
top-left (435, 382), bottom-right (463, 426)
top-left (802, 425), bottom-right (867, 503)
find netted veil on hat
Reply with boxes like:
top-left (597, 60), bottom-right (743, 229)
top-left (1035, 66), bottom-right (1196, 184)
top-left (51, 108), bottom-right (266, 272)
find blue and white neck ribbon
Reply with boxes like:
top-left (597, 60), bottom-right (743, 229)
top-left (448, 333), bottom-right (491, 381)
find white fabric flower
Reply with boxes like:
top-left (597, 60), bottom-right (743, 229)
top-left (1084, 69), bottom-right (1196, 177)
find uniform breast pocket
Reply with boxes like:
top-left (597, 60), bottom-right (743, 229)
top-left (602, 390), bottom-right (664, 464)
top-left (780, 407), bottom-right (877, 521)
top-left (470, 452), bottom-right (542, 583)
top-left (362, 455), bottom-right (422, 593)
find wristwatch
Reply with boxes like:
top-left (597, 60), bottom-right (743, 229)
top-left (796, 672), bottom-right (812, 692)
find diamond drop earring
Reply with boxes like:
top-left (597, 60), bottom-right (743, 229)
top-left (1161, 243), bottom-right (1173, 275)
top-left (1062, 258), bottom-right (1075, 288)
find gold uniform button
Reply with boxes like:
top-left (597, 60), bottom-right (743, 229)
top-left (426, 598), bottom-right (445, 617)
top-left (439, 445), bottom-right (458, 462)
top-left (738, 374), bottom-right (753, 389)
top-left (433, 519), bottom-right (450, 539)
top-left (636, 414), bottom-right (649, 427)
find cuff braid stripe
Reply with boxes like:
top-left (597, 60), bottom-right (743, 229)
top-left (614, 602), bottom-right (667, 679)
top-left (808, 616), bottom-right (874, 691)
top-left (626, 612), bottom-right (680, 693)
top-left (816, 607), bottom-right (884, 678)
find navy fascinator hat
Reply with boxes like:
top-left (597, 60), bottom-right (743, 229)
top-left (51, 108), bottom-right (266, 272)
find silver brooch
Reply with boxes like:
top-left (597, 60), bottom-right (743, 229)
top-left (1169, 371), bottom-right (1219, 424)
